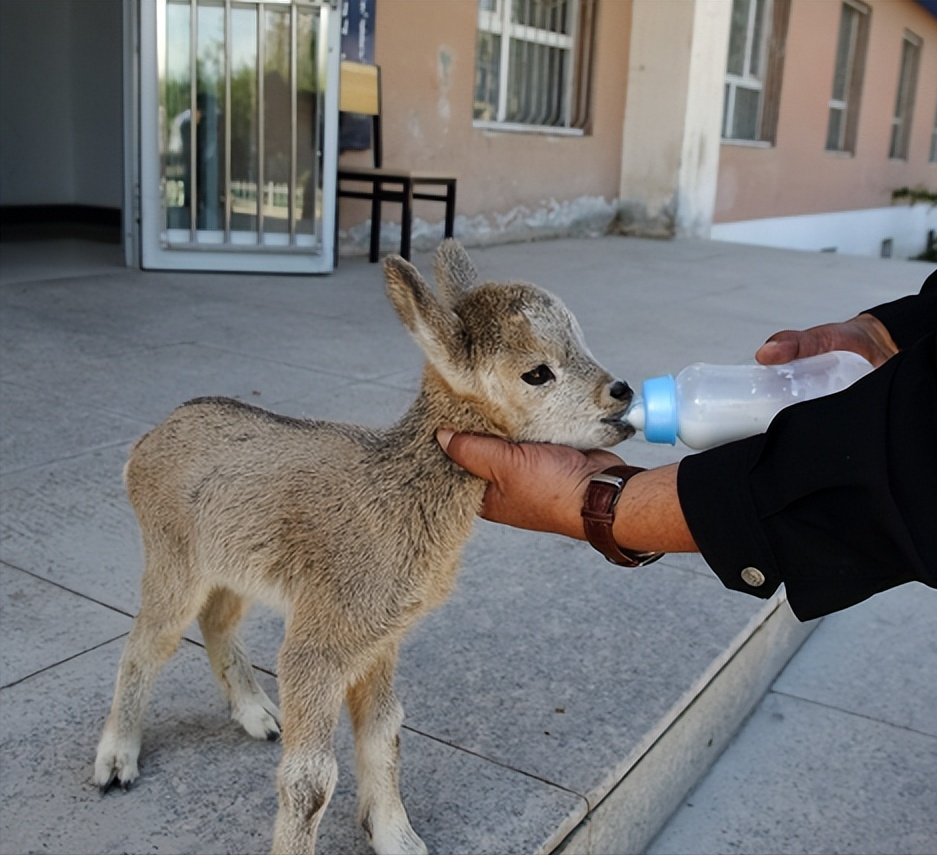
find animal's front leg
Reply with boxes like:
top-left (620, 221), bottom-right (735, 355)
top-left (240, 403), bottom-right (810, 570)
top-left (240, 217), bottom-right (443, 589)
top-left (347, 645), bottom-right (427, 855)
top-left (271, 640), bottom-right (344, 855)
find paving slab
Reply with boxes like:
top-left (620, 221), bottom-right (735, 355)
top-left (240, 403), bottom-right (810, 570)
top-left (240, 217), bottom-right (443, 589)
top-left (0, 639), bottom-right (585, 855)
top-left (559, 600), bottom-right (814, 855)
top-left (473, 237), bottom-right (923, 385)
top-left (645, 690), bottom-right (937, 855)
top-left (0, 562), bottom-right (131, 687)
top-left (274, 376), bottom-right (420, 424)
top-left (0, 379), bottom-right (151, 475)
top-left (0, 443), bottom-right (144, 612)
top-left (396, 527), bottom-right (764, 806)
top-left (646, 583), bottom-right (937, 855)
top-left (32, 340), bottom-right (356, 426)
top-left (773, 582), bottom-right (937, 737)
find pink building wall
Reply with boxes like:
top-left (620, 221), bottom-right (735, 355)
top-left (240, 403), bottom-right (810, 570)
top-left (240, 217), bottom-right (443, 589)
top-left (334, 0), bottom-right (936, 253)
top-left (337, 0), bottom-right (632, 238)
top-left (716, 0), bottom-right (937, 224)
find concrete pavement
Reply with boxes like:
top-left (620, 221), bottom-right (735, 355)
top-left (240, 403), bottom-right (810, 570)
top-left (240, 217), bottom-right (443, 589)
top-left (1, 233), bottom-right (934, 854)
top-left (647, 582), bottom-right (937, 855)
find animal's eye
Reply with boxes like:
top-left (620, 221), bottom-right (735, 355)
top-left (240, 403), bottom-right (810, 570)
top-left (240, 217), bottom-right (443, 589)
top-left (521, 364), bottom-right (556, 386)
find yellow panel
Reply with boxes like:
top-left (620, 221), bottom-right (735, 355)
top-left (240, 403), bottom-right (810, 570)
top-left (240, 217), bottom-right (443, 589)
top-left (340, 61), bottom-right (379, 115)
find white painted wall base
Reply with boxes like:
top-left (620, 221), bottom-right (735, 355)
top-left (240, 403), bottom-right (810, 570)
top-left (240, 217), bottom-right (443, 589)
top-left (711, 205), bottom-right (937, 259)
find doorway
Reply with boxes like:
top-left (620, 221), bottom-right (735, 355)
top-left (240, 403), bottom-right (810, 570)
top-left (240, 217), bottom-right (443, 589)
top-left (138, 0), bottom-right (339, 273)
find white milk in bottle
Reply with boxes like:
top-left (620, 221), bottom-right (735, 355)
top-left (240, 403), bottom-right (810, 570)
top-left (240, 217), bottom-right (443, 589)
top-left (623, 351), bottom-right (874, 450)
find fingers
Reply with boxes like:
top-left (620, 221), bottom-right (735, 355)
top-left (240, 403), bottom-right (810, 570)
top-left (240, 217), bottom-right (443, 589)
top-left (755, 334), bottom-right (803, 365)
top-left (436, 430), bottom-right (625, 538)
top-left (436, 429), bottom-right (517, 481)
top-left (437, 430), bottom-right (621, 486)
top-left (755, 328), bottom-right (834, 364)
top-left (436, 428), bottom-right (455, 451)
top-left (755, 316), bottom-right (899, 367)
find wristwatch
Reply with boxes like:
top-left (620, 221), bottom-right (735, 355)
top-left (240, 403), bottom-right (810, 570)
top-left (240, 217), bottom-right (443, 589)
top-left (581, 465), bottom-right (665, 567)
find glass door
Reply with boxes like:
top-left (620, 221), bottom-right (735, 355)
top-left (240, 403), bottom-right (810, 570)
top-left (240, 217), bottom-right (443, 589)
top-left (139, 0), bottom-right (338, 273)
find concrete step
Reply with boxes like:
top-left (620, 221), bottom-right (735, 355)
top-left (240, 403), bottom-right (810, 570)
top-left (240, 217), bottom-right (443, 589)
top-left (645, 583), bottom-right (937, 855)
top-left (553, 593), bottom-right (814, 854)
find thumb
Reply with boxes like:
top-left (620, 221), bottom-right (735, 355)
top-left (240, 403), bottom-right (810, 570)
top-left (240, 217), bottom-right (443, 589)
top-left (435, 428), bottom-right (456, 453)
top-left (755, 332), bottom-right (803, 365)
top-left (436, 429), bottom-right (515, 481)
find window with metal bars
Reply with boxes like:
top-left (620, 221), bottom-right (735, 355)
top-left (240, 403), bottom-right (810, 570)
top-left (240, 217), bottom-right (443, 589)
top-left (473, 0), bottom-right (596, 134)
top-left (826, 0), bottom-right (870, 154)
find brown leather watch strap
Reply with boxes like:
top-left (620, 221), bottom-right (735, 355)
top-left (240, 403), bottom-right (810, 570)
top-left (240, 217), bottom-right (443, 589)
top-left (581, 465), bottom-right (665, 567)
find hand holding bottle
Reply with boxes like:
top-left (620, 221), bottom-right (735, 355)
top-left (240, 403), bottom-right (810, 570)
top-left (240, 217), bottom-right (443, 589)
top-left (755, 312), bottom-right (898, 367)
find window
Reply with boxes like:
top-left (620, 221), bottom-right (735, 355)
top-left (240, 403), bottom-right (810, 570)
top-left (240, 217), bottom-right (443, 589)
top-left (474, 0), bottom-right (597, 132)
top-left (826, 1), bottom-right (869, 153)
top-left (889, 31), bottom-right (921, 160)
top-left (930, 97), bottom-right (937, 163)
top-left (722, 0), bottom-right (791, 143)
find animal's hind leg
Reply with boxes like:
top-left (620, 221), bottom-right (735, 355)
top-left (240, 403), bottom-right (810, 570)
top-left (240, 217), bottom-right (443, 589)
top-left (347, 644), bottom-right (427, 855)
top-left (94, 570), bottom-right (208, 792)
top-left (198, 587), bottom-right (280, 741)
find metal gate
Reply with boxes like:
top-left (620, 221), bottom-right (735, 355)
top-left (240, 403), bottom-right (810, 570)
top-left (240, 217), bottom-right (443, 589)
top-left (138, 0), bottom-right (339, 273)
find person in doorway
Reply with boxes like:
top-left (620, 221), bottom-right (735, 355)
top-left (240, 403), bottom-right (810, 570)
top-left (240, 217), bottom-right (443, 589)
top-left (437, 270), bottom-right (937, 622)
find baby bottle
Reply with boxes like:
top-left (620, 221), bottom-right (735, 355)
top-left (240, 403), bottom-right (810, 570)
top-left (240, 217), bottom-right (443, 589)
top-left (623, 350), bottom-right (874, 449)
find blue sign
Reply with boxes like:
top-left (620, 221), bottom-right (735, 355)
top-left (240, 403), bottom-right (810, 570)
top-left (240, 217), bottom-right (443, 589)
top-left (341, 0), bottom-right (375, 62)
top-left (340, 0), bottom-right (376, 151)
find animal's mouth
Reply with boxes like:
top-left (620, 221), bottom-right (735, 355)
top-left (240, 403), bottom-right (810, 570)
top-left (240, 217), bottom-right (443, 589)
top-left (602, 412), bottom-right (636, 439)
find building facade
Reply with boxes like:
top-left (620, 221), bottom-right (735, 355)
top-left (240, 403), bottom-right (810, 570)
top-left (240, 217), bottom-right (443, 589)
top-left (712, 0), bottom-right (937, 257)
top-left (1, 0), bottom-right (935, 265)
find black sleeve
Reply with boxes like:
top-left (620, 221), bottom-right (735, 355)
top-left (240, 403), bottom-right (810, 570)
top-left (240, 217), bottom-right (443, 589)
top-left (865, 268), bottom-right (937, 348)
top-left (677, 330), bottom-right (937, 621)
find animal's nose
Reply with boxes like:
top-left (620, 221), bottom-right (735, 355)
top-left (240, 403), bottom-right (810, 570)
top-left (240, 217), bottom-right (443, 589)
top-left (609, 380), bottom-right (633, 402)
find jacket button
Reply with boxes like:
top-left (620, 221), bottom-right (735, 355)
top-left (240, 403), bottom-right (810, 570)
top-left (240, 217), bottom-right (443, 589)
top-left (741, 566), bottom-right (765, 587)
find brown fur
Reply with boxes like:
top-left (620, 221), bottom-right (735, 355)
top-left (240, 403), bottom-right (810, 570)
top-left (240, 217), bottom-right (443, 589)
top-left (93, 240), bottom-right (634, 854)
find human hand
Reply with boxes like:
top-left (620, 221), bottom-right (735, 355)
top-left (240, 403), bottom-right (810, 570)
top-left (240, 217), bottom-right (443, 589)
top-left (755, 313), bottom-right (899, 367)
top-left (436, 430), bottom-right (622, 539)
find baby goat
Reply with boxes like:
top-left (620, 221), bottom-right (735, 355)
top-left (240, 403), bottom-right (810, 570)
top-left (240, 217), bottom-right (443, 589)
top-left (93, 240), bottom-right (635, 854)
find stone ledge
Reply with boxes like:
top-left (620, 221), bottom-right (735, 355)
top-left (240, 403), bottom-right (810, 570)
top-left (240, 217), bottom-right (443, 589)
top-left (555, 596), bottom-right (817, 855)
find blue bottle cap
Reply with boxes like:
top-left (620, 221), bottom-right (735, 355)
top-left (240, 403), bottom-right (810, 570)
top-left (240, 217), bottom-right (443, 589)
top-left (642, 374), bottom-right (678, 445)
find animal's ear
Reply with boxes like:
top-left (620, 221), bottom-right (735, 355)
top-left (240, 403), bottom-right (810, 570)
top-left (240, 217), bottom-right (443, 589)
top-left (433, 239), bottom-right (478, 308)
top-left (384, 255), bottom-right (472, 391)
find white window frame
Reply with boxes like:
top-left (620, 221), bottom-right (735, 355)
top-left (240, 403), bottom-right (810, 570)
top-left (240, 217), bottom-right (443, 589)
top-left (473, 0), bottom-right (591, 135)
top-left (888, 30), bottom-right (921, 161)
top-left (138, 0), bottom-right (340, 273)
top-left (826, 0), bottom-right (869, 154)
top-left (723, 0), bottom-right (773, 142)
